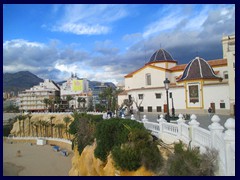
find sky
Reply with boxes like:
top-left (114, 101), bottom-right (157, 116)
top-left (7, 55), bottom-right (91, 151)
top-left (3, 4), bottom-right (235, 84)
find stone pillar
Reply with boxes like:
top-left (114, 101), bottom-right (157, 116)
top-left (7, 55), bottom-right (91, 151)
top-left (208, 115), bottom-right (224, 147)
top-left (188, 114), bottom-right (200, 148)
top-left (224, 118), bottom-right (235, 176)
top-left (142, 115), bottom-right (148, 123)
top-left (157, 114), bottom-right (166, 139)
top-left (177, 114), bottom-right (185, 139)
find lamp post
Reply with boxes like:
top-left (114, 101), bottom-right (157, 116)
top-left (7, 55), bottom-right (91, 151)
top-left (164, 78), bottom-right (170, 123)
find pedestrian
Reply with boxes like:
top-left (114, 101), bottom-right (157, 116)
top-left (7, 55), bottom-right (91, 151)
top-left (208, 107), bottom-right (213, 117)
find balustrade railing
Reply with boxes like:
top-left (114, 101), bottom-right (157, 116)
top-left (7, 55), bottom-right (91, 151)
top-left (123, 113), bottom-right (235, 176)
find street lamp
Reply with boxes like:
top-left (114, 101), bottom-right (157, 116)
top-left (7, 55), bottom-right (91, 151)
top-left (164, 78), bottom-right (170, 122)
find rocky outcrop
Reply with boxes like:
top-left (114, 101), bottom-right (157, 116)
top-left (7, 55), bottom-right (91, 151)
top-left (69, 141), bottom-right (155, 176)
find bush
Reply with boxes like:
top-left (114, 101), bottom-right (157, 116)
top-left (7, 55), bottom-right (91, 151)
top-left (166, 141), bottom-right (218, 176)
top-left (94, 118), bottom-right (163, 173)
top-left (3, 125), bottom-right (12, 137)
top-left (94, 118), bottom-right (145, 162)
top-left (69, 113), bottom-right (103, 155)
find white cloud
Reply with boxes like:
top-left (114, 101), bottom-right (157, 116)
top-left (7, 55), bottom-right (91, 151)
top-left (54, 62), bottom-right (78, 73)
top-left (3, 39), bottom-right (45, 49)
top-left (51, 4), bottom-right (128, 35)
top-left (52, 23), bottom-right (109, 35)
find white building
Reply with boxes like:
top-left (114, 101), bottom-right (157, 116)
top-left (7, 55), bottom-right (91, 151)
top-left (18, 79), bottom-right (60, 112)
top-left (118, 35), bottom-right (235, 116)
top-left (60, 74), bottom-right (91, 110)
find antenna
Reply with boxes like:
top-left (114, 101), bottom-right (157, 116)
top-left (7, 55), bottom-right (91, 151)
top-left (196, 49), bottom-right (199, 57)
top-left (144, 42), bottom-right (147, 64)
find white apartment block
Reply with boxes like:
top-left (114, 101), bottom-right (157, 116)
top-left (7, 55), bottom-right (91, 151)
top-left (18, 79), bottom-right (60, 112)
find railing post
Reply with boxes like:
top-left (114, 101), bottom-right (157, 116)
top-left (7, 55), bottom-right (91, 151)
top-left (224, 118), bottom-right (235, 176)
top-left (130, 114), bottom-right (136, 120)
top-left (142, 115), bottom-right (148, 123)
top-left (188, 114), bottom-right (199, 147)
top-left (208, 115), bottom-right (224, 148)
top-left (176, 114), bottom-right (185, 139)
top-left (157, 114), bottom-right (166, 139)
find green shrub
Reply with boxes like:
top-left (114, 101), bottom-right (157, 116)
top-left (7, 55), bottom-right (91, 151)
top-left (112, 145), bottom-right (141, 171)
top-left (69, 113), bottom-right (103, 155)
top-left (166, 141), bottom-right (218, 176)
top-left (94, 118), bottom-right (163, 173)
top-left (94, 118), bottom-right (145, 162)
top-left (3, 125), bottom-right (12, 137)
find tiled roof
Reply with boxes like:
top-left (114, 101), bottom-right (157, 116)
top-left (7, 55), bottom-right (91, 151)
top-left (149, 49), bottom-right (174, 62)
top-left (177, 57), bottom-right (223, 82)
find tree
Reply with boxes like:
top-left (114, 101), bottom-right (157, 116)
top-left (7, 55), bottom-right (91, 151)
top-left (43, 98), bottom-right (50, 112)
top-left (54, 96), bottom-right (61, 112)
top-left (27, 114), bottom-right (32, 136)
top-left (132, 96), bottom-right (144, 120)
top-left (63, 116), bottom-right (71, 139)
top-left (49, 116), bottom-right (55, 137)
top-left (99, 87), bottom-right (122, 113)
top-left (66, 95), bottom-right (74, 109)
top-left (22, 115), bottom-right (27, 137)
top-left (33, 121), bottom-right (39, 137)
top-left (17, 115), bottom-right (23, 137)
top-left (77, 97), bottom-right (86, 112)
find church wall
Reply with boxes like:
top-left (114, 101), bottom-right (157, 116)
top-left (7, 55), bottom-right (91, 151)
top-left (203, 83), bottom-right (230, 114)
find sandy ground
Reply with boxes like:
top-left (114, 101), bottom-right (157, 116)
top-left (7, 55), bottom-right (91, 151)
top-left (3, 142), bottom-right (73, 176)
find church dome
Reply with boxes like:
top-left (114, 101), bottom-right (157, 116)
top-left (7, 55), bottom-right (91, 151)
top-left (177, 57), bottom-right (222, 82)
top-left (149, 49), bottom-right (174, 63)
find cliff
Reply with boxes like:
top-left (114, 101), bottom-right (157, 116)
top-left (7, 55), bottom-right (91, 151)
top-left (69, 141), bottom-right (155, 176)
top-left (10, 114), bottom-right (73, 139)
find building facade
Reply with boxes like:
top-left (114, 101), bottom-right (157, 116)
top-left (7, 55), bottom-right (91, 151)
top-left (60, 74), bottom-right (91, 110)
top-left (18, 79), bottom-right (60, 112)
top-left (118, 35), bottom-right (235, 115)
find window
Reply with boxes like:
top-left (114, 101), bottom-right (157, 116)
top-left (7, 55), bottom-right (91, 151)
top-left (223, 71), bottom-right (228, 79)
top-left (155, 93), bottom-right (161, 99)
top-left (139, 106), bottom-right (144, 112)
top-left (220, 103), bottom-right (225, 109)
top-left (138, 94), bottom-right (144, 99)
top-left (157, 106), bottom-right (162, 112)
top-left (146, 73), bottom-right (151, 85)
top-left (148, 106), bottom-right (152, 112)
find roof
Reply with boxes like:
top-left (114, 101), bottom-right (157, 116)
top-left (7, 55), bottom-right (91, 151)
top-left (177, 57), bottom-right (223, 82)
top-left (149, 49), bottom-right (174, 62)
top-left (124, 64), bottom-right (171, 78)
top-left (125, 58), bottom-right (227, 79)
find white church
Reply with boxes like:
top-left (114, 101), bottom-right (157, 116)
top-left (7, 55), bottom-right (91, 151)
top-left (118, 35), bottom-right (235, 116)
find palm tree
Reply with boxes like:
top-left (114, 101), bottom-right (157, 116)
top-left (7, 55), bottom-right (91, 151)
top-left (17, 115), bottom-right (23, 137)
top-left (58, 124), bottom-right (65, 138)
top-left (33, 121), bottom-right (39, 137)
top-left (27, 114), bottom-right (32, 136)
top-left (77, 97), bottom-right (86, 111)
top-left (43, 98), bottom-right (50, 112)
top-left (54, 96), bottom-right (61, 112)
top-left (22, 115), bottom-right (27, 137)
top-left (39, 120), bottom-right (43, 137)
top-left (66, 95), bottom-right (74, 110)
top-left (31, 121), bottom-right (35, 136)
top-left (63, 116), bottom-right (71, 139)
top-left (49, 116), bottom-right (55, 137)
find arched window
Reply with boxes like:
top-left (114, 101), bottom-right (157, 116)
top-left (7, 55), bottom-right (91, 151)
top-left (146, 73), bottom-right (151, 85)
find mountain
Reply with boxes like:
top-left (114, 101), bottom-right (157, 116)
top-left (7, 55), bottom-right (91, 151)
top-left (3, 71), bottom-right (44, 94)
